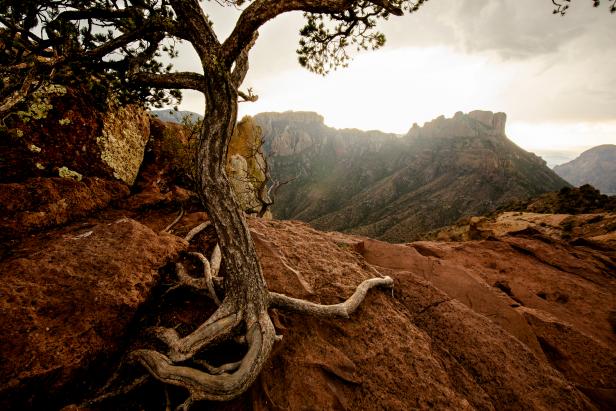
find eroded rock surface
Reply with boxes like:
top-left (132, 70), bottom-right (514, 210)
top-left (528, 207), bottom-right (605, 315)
top-left (0, 218), bottom-right (187, 409)
top-left (1, 206), bottom-right (614, 410)
top-left (235, 218), bottom-right (614, 411)
top-left (0, 177), bottom-right (129, 241)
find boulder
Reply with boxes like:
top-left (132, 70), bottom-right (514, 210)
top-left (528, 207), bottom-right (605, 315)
top-left (96, 100), bottom-right (151, 185)
top-left (226, 116), bottom-right (271, 214)
top-left (0, 218), bottom-right (187, 409)
top-left (0, 85), bottom-right (150, 185)
top-left (0, 177), bottom-right (129, 241)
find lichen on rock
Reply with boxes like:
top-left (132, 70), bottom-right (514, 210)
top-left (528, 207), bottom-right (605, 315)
top-left (58, 166), bottom-right (82, 181)
top-left (225, 116), bottom-right (271, 214)
top-left (97, 102), bottom-right (151, 185)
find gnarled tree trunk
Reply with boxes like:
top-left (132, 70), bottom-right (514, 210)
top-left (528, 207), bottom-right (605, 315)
top-left (129, 2), bottom-right (393, 409)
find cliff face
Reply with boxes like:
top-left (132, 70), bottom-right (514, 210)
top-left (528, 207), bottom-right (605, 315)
top-left (554, 144), bottom-right (616, 195)
top-left (256, 111), bottom-right (570, 242)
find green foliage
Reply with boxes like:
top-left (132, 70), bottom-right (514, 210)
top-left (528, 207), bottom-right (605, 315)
top-left (297, 1), bottom-right (427, 74)
top-left (0, 0), bottom-right (182, 111)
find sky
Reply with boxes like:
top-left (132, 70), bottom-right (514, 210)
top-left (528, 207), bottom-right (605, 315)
top-left (170, 0), bottom-right (616, 166)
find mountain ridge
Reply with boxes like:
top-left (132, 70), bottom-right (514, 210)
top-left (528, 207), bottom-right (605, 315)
top-left (256, 110), bottom-right (570, 242)
top-left (554, 144), bottom-right (616, 195)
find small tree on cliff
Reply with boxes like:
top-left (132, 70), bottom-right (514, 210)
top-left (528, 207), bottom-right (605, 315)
top-left (0, 0), bottom-right (612, 408)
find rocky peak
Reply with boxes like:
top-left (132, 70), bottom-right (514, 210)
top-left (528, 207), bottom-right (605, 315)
top-left (254, 112), bottom-right (328, 157)
top-left (406, 110), bottom-right (507, 140)
top-left (255, 111), bottom-right (325, 126)
top-left (553, 144), bottom-right (616, 194)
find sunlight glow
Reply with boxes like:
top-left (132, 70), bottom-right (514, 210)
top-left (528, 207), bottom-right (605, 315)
top-left (179, 45), bottom-right (615, 158)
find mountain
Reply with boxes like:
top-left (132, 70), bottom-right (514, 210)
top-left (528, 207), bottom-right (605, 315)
top-left (255, 110), bottom-right (570, 242)
top-left (149, 109), bottom-right (203, 124)
top-left (553, 144), bottom-right (616, 195)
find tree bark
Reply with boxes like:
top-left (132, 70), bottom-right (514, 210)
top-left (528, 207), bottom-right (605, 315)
top-left (195, 66), bottom-right (269, 313)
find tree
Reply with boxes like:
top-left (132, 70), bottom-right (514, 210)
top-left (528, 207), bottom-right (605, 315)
top-left (0, 0), bottom-right (612, 409)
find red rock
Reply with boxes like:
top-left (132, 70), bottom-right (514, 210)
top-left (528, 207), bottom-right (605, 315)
top-left (0, 177), bottom-right (129, 240)
top-left (0, 218), bottom-right (187, 409)
top-left (1, 212), bottom-right (613, 410)
top-left (239, 218), bottom-right (606, 411)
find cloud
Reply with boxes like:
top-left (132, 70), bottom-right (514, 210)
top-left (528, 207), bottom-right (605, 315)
top-left (383, 0), bottom-right (614, 59)
top-left (171, 0), bottom-right (616, 152)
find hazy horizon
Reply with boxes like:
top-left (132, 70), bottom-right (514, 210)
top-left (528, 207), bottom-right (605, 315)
top-left (153, 106), bottom-right (602, 167)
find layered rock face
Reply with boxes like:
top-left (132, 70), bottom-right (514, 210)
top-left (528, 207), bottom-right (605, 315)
top-left (0, 85), bottom-right (150, 185)
top-left (256, 111), bottom-right (570, 242)
top-left (554, 144), bottom-right (616, 195)
top-left (407, 110), bottom-right (507, 139)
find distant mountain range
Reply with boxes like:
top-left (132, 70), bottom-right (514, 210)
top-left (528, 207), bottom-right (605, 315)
top-left (553, 144), bottom-right (616, 195)
top-left (255, 110), bottom-right (570, 242)
top-left (149, 109), bottom-right (203, 124)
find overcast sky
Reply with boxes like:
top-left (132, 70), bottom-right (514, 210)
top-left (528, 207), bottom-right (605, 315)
top-left (171, 0), bottom-right (616, 165)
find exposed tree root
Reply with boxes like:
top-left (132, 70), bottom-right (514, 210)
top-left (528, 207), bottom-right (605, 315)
top-left (132, 210), bottom-right (391, 409)
top-left (150, 306), bottom-right (242, 362)
top-left (165, 243), bottom-right (222, 303)
top-left (163, 207), bottom-right (185, 234)
top-left (132, 309), bottom-right (275, 403)
top-left (188, 252), bottom-right (221, 305)
top-left (184, 221), bottom-right (211, 242)
top-left (131, 271), bottom-right (392, 408)
top-left (193, 359), bottom-right (242, 375)
top-left (269, 276), bottom-right (394, 318)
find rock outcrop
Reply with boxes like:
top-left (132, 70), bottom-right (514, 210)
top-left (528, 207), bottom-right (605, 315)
top-left (0, 85), bottom-right (150, 185)
top-left (96, 100), bottom-right (151, 185)
top-left (554, 144), bottom-right (616, 195)
top-left (257, 110), bottom-right (570, 242)
top-left (27, 210), bottom-right (608, 411)
top-left (226, 116), bottom-right (271, 215)
top-left (1, 101), bottom-right (613, 410)
top-left (0, 174), bottom-right (613, 410)
top-left (0, 218), bottom-right (186, 409)
top-left (0, 177), bottom-right (129, 241)
top-left (407, 110), bottom-right (507, 139)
